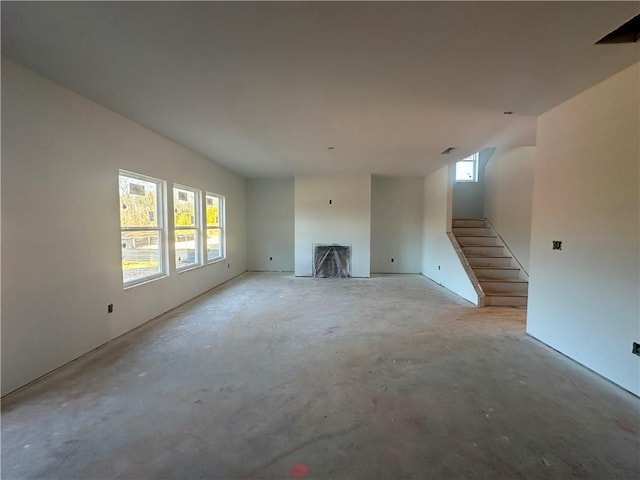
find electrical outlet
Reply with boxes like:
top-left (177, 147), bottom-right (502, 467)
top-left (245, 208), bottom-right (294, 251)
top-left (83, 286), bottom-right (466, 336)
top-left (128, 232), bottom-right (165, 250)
top-left (269, 257), bottom-right (273, 261)
top-left (438, 265), bottom-right (441, 270)
top-left (391, 258), bottom-right (394, 263)
top-left (227, 263), bottom-right (231, 268)
top-left (108, 303), bottom-right (113, 314)
top-left (632, 342), bottom-right (640, 357)
top-left (329, 199), bottom-right (333, 205)
top-left (552, 240), bottom-right (562, 250)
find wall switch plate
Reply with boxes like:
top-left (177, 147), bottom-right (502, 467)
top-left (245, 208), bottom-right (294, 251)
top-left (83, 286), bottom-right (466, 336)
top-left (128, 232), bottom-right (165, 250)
top-left (633, 342), bottom-right (640, 357)
top-left (552, 240), bottom-right (562, 250)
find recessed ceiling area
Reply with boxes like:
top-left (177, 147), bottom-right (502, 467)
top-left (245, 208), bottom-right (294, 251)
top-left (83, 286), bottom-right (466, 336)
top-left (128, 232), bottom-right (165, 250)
top-left (1, 1), bottom-right (638, 177)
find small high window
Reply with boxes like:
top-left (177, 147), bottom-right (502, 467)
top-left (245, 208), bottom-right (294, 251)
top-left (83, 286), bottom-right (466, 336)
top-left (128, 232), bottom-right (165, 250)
top-left (174, 185), bottom-right (202, 271)
top-left (119, 171), bottom-right (167, 287)
top-left (206, 193), bottom-right (225, 263)
top-left (455, 152), bottom-right (479, 182)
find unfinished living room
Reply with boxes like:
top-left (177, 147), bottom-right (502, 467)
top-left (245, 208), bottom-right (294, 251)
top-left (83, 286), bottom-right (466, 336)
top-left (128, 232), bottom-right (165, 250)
top-left (2, 2), bottom-right (639, 479)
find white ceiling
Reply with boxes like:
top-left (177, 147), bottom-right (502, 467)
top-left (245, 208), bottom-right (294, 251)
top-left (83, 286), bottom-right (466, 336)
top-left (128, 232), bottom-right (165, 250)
top-left (2, 2), bottom-right (638, 178)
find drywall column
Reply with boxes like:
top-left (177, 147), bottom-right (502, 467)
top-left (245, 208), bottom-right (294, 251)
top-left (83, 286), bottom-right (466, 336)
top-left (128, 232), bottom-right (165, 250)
top-left (370, 175), bottom-right (424, 273)
top-left (483, 146), bottom-right (535, 272)
top-left (294, 174), bottom-right (371, 277)
top-left (247, 178), bottom-right (294, 272)
top-left (527, 63), bottom-right (640, 395)
top-left (422, 165), bottom-right (477, 304)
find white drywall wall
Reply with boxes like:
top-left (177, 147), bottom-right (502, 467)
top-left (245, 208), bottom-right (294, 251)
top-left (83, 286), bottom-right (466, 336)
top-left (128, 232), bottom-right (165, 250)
top-left (527, 63), bottom-right (640, 396)
top-left (371, 175), bottom-right (423, 273)
top-left (422, 165), bottom-right (478, 304)
top-left (483, 147), bottom-right (535, 273)
top-left (247, 178), bottom-right (294, 272)
top-left (294, 174), bottom-right (371, 277)
top-left (451, 149), bottom-right (492, 219)
top-left (1, 58), bottom-right (247, 395)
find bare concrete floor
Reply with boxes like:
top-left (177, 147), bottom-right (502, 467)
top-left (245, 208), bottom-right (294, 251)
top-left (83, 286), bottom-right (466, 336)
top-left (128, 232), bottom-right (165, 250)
top-left (2, 273), bottom-right (639, 479)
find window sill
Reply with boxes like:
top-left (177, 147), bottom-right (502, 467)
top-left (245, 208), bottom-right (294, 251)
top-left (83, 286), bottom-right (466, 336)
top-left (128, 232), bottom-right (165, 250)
top-left (177, 264), bottom-right (203, 274)
top-left (124, 273), bottom-right (168, 290)
top-left (207, 257), bottom-right (226, 266)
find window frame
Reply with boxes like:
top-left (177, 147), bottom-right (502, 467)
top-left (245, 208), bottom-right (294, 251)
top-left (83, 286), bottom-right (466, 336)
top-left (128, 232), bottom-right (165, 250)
top-left (205, 192), bottom-right (226, 264)
top-left (173, 184), bottom-right (203, 272)
top-left (119, 170), bottom-right (168, 289)
top-left (455, 152), bottom-right (479, 183)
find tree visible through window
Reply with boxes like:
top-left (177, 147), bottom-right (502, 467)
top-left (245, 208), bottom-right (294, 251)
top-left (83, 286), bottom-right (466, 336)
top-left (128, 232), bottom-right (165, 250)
top-left (174, 185), bottom-right (201, 270)
top-left (455, 152), bottom-right (479, 182)
top-left (206, 193), bottom-right (225, 262)
top-left (119, 171), bottom-right (166, 286)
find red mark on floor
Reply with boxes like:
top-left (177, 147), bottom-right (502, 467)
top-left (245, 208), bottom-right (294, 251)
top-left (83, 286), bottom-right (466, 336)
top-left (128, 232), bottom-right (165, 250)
top-left (290, 462), bottom-right (309, 479)
top-left (616, 419), bottom-right (638, 433)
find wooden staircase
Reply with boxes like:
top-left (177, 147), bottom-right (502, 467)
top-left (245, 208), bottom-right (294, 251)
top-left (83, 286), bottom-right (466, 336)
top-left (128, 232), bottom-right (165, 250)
top-left (452, 219), bottom-right (528, 308)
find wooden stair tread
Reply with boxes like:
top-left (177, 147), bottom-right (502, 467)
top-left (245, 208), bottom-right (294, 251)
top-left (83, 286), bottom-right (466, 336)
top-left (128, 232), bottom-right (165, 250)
top-left (454, 234), bottom-right (497, 238)
top-left (484, 292), bottom-right (528, 297)
top-left (473, 266), bottom-right (520, 270)
top-left (462, 245), bottom-right (504, 248)
top-left (480, 279), bottom-right (528, 283)
top-left (465, 254), bottom-right (512, 258)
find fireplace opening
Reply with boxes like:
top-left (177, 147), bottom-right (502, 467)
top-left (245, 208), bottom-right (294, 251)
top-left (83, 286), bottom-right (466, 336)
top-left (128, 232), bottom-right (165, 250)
top-left (313, 244), bottom-right (351, 278)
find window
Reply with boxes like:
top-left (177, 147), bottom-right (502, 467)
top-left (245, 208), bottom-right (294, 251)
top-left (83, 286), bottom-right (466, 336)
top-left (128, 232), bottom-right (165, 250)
top-left (455, 152), bottom-right (479, 182)
top-left (174, 185), bottom-right (202, 270)
top-left (205, 193), bottom-right (225, 262)
top-left (119, 171), bottom-right (166, 287)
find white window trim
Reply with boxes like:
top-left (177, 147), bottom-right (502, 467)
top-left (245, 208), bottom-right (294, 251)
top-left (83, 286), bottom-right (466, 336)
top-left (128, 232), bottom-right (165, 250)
top-left (455, 152), bottom-right (479, 183)
top-left (173, 184), bottom-right (203, 272)
top-left (119, 170), bottom-right (168, 289)
top-left (205, 192), bottom-right (226, 264)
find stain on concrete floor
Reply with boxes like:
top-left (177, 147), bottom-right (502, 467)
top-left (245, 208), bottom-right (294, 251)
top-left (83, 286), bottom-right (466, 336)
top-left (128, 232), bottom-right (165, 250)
top-left (2, 273), bottom-right (639, 479)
